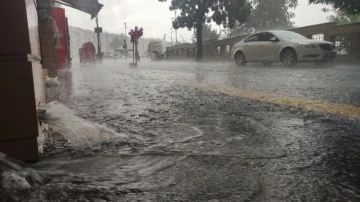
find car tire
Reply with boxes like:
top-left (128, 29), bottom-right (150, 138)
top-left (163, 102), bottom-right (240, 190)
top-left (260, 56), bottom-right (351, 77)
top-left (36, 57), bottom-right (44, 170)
top-left (314, 60), bottom-right (327, 66)
top-left (235, 51), bottom-right (246, 66)
top-left (281, 48), bottom-right (298, 67)
top-left (263, 61), bottom-right (273, 66)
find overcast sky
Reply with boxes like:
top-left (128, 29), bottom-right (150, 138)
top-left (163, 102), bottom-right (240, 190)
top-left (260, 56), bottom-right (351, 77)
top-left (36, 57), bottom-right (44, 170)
top-left (63, 0), bottom-right (333, 42)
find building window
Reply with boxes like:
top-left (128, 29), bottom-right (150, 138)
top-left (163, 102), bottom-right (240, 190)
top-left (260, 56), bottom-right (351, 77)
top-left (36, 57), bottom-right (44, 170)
top-left (226, 45), bottom-right (230, 56)
top-left (335, 36), bottom-right (350, 55)
top-left (312, 34), bottom-right (324, 41)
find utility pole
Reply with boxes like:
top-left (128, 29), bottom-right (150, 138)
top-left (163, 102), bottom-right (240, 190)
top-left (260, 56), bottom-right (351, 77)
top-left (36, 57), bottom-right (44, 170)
top-left (95, 15), bottom-right (103, 63)
top-left (170, 27), bottom-right (173, 45)
top-left (174, 11), bottom-right (178, 44)
top-left (180, 35), bottom-right (185, 43)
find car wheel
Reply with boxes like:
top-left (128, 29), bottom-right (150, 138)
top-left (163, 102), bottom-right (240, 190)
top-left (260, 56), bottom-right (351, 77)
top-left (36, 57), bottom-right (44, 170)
top-left (314, 60), bottom-right (327, 66)
top-left (263, 61), bottom-right (273, 66)
top-left (235, 51), bottom-right (246, 66)
top-left (281, 48), bottom-right (297, 67)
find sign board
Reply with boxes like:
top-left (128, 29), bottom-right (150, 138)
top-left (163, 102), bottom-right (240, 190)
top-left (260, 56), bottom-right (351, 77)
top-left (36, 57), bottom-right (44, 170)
top-left (94, 27), bottom-right (103, 33)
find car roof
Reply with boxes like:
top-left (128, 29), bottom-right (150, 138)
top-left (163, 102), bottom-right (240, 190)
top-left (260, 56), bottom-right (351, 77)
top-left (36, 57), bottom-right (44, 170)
top-left (250, 30), bottom-right (292, 35)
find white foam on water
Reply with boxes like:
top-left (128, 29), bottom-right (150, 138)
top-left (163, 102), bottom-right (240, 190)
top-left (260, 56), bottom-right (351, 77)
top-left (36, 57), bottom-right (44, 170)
top-left (37, 124), bottom-right (47, 154)
top-left (45, 77), bottom-right (60, 87)
top-left (44, 102), bottom-right (129, 148)
top-left (0, 167), bottom-right (44, 190)
top-left (2, 171), bottom-right (31, 189)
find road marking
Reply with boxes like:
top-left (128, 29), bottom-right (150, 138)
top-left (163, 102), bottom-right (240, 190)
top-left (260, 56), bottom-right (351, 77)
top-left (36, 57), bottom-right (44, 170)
top-left (186, 82), bottom-right (360, 120)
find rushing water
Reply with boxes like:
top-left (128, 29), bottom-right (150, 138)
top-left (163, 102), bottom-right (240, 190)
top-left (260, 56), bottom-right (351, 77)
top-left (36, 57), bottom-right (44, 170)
top-left (0, 99), bottom-right (209, 201)
top-left (2, 61), bottom-right (360, 201)
top-left (43, 102), bottom-right (130, 148)
top-left (1, 101), bottom-right (133, 199)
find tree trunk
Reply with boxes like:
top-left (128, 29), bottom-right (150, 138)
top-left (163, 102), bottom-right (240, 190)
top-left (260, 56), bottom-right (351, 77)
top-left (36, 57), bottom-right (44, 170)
top-left (196, 22), bottom-right (203, 61)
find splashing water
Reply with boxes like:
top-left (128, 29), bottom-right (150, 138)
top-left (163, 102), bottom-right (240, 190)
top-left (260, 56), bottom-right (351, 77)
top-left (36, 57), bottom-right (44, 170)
top-left (2, 171), bottom-right (31, 189)
top-left (44, 102), bottom-right (129, 148)
top-left (1, 153), bottom-right (44, 190)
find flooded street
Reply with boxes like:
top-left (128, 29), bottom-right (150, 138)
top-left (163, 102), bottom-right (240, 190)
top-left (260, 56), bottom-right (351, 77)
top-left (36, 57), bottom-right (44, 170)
top-left (2, 60), bottom-right (360, 201)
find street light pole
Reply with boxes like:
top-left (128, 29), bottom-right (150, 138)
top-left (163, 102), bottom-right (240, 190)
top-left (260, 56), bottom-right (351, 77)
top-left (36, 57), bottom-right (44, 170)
top-left (125, 22), bottom-right (127, 40)
top-left (124, 22), bottom-right (130, 59)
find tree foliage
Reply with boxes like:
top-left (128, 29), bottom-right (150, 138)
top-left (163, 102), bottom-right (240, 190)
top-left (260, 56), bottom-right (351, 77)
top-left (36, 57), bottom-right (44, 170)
top-left (192, 23), bottom-right (220, 42)
top-left (328, 10), bottom-right (360, 25)
top-left (309, 0), bottom-right (360, 15)
top-left (159, 0), bottom-right (251, 61)
top-left (229, 0), bottom-right (298, 37)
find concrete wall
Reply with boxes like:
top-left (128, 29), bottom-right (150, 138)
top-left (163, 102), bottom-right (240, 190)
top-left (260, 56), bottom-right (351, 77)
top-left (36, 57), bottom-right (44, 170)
top-left (0, 0), bottom-right (44, 161)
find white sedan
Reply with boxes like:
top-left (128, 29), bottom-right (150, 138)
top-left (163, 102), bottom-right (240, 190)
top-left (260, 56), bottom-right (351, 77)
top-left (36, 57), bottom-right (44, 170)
top-left (231, 30), bottom-right (337, 67)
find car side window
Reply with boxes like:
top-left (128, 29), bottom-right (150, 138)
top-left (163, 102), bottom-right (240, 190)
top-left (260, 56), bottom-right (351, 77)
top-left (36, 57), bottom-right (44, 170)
top-left (258, 32), bottom-right (275, 41)
top-left (244, 34), bottom-right (260, 42)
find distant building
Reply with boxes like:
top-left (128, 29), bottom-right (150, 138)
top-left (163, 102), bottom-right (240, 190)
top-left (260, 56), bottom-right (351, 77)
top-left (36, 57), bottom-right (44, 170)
top-left (68, 26), bottom-right (156, 58)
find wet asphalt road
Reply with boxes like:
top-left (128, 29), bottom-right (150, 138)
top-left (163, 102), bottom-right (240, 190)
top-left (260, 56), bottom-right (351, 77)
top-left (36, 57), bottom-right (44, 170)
top-left (3, 60), bottom-right (360, 201)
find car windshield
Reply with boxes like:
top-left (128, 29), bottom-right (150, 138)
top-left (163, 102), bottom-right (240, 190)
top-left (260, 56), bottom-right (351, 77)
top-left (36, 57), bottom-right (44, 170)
top-left (273, 31), bottom-right (308, 40)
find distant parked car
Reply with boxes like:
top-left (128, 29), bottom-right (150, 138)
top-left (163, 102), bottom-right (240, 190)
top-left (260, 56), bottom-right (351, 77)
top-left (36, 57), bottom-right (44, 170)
top-left (231, 30), bottom-right (337, 67)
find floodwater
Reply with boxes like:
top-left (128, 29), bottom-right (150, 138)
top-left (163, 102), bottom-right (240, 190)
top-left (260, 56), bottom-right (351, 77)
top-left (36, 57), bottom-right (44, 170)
top-left (1, 59), bottom-right (360, 201)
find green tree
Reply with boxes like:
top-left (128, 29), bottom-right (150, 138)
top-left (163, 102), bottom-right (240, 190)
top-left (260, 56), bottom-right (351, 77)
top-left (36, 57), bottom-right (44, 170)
top-left (229, 0), bottom-right (298, 37)
top-left (328, 10), bottom-right (360, 25)
top-left (159, 0), bottom-right (251, 61)
top-left (192, 23), bottom-right (220, 42)
top-left (309, 0), bottom-right (360, 15)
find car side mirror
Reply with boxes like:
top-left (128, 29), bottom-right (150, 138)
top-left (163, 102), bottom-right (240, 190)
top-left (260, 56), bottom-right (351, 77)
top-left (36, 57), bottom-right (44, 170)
top-left (270, 37), bottom-right (279, 42)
